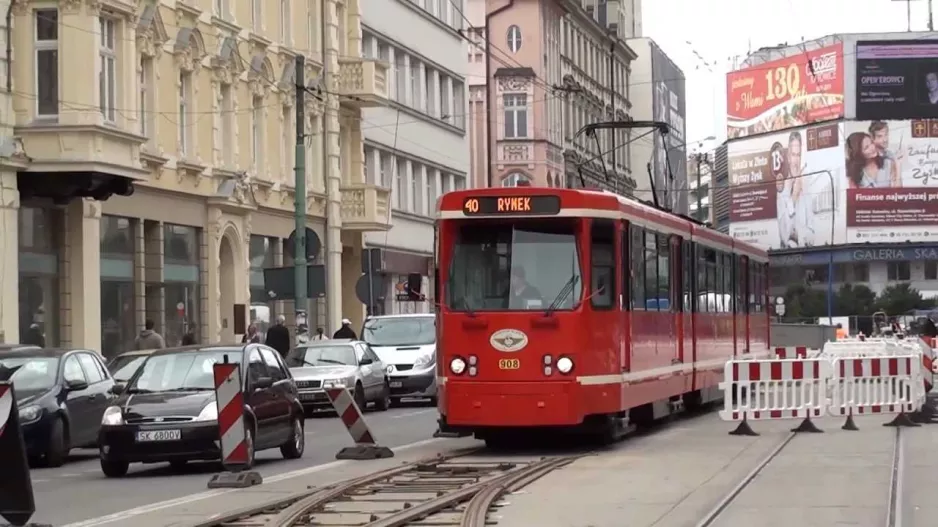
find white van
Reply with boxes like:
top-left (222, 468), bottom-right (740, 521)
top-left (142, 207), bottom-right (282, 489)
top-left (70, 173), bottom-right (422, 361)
top-left (361, 314), bottom-right (436, 406)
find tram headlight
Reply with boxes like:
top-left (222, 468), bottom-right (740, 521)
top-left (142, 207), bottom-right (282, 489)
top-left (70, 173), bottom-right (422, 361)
top-left (556, 356), bottom-right (574, 374)
top-left (450, 357), bottom-right (467, 375)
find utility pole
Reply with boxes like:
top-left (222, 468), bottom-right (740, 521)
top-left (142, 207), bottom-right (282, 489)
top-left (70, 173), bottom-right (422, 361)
top-left (608, 35), bottom-right (616, 194)
top-left (695, 152), bottom-right (707, 222)
top-left (293, 54), bottom-right (308, 324)
top-left (322, 0), bottom-right (343, 333)
top-left (929, 0), bottom-right (934, 31)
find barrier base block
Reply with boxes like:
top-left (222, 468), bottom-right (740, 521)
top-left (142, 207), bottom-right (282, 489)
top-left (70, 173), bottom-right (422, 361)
top-left (335, 445), bottom-right (395, 460)
top-left (842, 415), bottom-right (860, 431)
top-left (728, 419), bottom-right (759, 437)
top-left (910, 411), bottom-right (938, 424)
top-left (791, 417), bottom-right (823, 434)
top-left (433, 429), bottom-right (470, 438)
top-left (206, 470), bottom-right (263, 489)
top-left (883, 412), bottom-right (922, 428)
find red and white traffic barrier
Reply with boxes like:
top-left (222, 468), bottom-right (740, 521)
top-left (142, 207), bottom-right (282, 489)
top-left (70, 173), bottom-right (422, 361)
top-left (206, 362), bottom-right (262, 489)
top-left (0, 384), bottom-right (11, 439)
top-left (719, 357), bottom-right (832, 435)
top-left (326, 387), bottom-right (393, 460)
top-left (829, 355), bottom-right (924, 430)
top-left (774, 347), bottom-right (812, 360)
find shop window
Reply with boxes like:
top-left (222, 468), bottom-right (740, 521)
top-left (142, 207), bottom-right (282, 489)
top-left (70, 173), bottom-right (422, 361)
top-left (887, 261), bottom-right (911, 282)
top-left (925, 261), bottom-right (938, 281)
top-left (18, 207), bottom-right (61, 347)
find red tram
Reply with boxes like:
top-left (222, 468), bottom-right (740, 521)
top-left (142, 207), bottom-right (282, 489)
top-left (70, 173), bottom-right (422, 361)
top-left (433, 187), bottom-right (770, 443)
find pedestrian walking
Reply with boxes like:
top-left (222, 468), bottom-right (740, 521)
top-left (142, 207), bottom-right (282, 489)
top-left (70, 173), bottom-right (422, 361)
top-left (135, 319), bottom-right (166, 350)
top-left (265, 315), bottom-right (291, 357)
top-left (333, 318), bottom-right (357, 339)
top-left (242, 323), bottom-right (261, 344)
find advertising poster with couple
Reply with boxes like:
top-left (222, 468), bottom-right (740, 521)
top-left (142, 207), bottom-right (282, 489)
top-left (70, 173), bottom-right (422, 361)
top-left (844, 119), bottom-right (938, 243)
top-left (728, 122), bottom-right (846, 250)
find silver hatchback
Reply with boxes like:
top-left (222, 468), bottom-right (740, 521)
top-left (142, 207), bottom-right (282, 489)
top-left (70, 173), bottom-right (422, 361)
top-left (285, 339), bottom-right (390, 412)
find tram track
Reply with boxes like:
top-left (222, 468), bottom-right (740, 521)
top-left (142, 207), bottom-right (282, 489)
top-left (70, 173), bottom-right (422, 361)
top-left (695, 426), bottom-right (907, 527)
top-left (189, 449), bottom-right (583, 527)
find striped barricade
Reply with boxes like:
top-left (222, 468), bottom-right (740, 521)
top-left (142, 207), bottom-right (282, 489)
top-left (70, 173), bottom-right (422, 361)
top-left (828, 355), bottom-right (924, 430)
top-left (719, 358), bottom-right (832, 436)
top-left (774, 346), bottom-right (822, 360)
top-left (207, 362), bottom-right (262, 489)
top-left (326, 387), bottom-right (394, 460)
top-left (820, 339), bottom-right (904, 360)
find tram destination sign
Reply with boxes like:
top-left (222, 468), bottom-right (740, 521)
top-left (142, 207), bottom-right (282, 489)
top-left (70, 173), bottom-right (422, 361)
top-left (462, 195), bottom-right (562, 216)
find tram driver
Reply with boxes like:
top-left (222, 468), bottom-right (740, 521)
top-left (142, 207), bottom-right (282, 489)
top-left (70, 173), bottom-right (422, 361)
top-left (508, 267), bottom-right (544, 310)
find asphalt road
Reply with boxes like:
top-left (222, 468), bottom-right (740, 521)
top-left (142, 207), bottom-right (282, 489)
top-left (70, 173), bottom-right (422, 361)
top-left (27, 402), bottom-right (441, 526)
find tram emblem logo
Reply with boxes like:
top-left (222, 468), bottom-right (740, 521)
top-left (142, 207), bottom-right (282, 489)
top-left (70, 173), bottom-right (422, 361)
top-left (490, 329), bottom-right (528, 352)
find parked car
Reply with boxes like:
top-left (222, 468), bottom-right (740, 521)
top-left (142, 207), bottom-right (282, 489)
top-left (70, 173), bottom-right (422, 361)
top-left (0, 347), bottom-right (115, 467)
top-left (106, 349), bottom-right (158, 383)
top-left (97, 343), bottom-right (305, 477)
top-left (361, 314), bottom-right (437, 406)
top-left (0, 344), bottom-right (42, 354)
top-left (286, 339), bottom-right (390, 412)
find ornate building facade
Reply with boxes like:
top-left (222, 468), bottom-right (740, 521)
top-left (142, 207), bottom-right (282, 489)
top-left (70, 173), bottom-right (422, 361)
top-left (4, 0), bottom-right (389, 355)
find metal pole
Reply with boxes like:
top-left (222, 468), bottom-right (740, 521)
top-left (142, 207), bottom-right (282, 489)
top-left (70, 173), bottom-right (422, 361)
top-left (907, 0), bottom-right (912, 31)
top-left (323, 0), bottom-right (342, 333)
top-left (825, 169), bottom-right (835, 322)
top-left (294, 55), bottom-right (308, 322)
top-left (929, 0), bottom-right (934, 31)
top-left (366, 250), bottom-right (374, 316)
top-left (696, 153), bottom-right (703, 220)
top-left (609, 36), bottom-right (616, 193)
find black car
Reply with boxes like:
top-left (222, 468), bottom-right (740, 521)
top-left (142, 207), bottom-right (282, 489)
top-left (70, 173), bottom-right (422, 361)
top-left (0, 347), bottom-right (115, 467)
top-left (98, 344), bottom-right (305, 477)
top-left (106, 349), bottom-right (157, 383)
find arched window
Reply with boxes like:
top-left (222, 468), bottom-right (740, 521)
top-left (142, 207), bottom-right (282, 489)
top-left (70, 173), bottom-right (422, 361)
top-left (501, 172), bottom-right (532, 187)
top-left (507, 25), bottom-right (522, 53)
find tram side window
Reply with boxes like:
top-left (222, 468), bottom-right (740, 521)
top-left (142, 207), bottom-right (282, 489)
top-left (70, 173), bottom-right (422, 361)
top-left (735, 256), bottom-right (747, 313)
top-left (656, 234), bottom-right (670, 311)
top-left (630, 226), bottom-right (645, 310)
top-left (682, 241), bottom-right (693, 312)
top-left (590, 219), bottom-right (616, 309)
top-left (696, 247), bottom-right (723, 313)
top-left (723, 253), bottom-right (734, 313)
top-left (644, 230), bottom-right (660, 311)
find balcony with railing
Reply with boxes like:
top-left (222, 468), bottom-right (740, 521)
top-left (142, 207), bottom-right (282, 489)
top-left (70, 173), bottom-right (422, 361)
top-left (336, 59), bottom-right (389, 108)
top-left (339, 183), bottom-right (392, 231)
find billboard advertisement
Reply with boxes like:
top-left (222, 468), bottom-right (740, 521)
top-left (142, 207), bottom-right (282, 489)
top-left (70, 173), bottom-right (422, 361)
top-left (855, 40), bottom-right (938, 121)
top-left (650, 44), bottom-right (687, 214)
top-left (728, 122), bottom-right (846, 249)
top-left (843, 119), bottom-right (938, 243)
top-left (726, 43), bottom-right (844, 140)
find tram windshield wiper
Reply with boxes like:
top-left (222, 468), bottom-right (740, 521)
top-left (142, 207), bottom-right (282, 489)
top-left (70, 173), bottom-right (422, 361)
top-left (462, 297), bottom-right (477, 317)
top-left (544, 275), bottom-right (580, 317)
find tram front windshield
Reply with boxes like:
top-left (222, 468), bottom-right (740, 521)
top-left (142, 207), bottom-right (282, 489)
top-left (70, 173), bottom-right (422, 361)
top-left (446, 220), bottom-right (582, 312)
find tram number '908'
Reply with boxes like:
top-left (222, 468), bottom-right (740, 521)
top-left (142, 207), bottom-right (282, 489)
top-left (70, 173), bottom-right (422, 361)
top-left (498, 358), bottom-right (521, 370)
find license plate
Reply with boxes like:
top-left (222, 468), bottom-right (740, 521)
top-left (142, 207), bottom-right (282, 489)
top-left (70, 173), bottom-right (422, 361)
top-left (135, 430), bottom-right (181, 442)
top-left (389, 381), bottom-right (403, 388)
top-left (498, 358), bottom-right (520, 370)
top-left (299, 392), bottom-right (320, 401)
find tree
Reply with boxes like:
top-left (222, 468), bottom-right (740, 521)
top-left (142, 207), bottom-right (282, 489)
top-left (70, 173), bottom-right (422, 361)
top-left (783, 284), bottom-right (828, 320)
top-left (835, 283), bottom-right (877, 317)
top-left (874, 283), bottom-right (928, 316)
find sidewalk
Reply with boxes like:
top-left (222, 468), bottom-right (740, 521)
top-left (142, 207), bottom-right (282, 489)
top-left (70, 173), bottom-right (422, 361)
top-left (493, 414), bottom-right (899, 527)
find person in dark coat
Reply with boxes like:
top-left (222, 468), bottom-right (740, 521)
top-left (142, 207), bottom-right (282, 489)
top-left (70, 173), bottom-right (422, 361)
top-left (181, 331), bottom-right (197, 345)
top-left (24, 323), bottom-right (45, 347)
top-left (265, 315), bottom-right (292, 357)
top-left (333, 318), bottom-right (357, 339)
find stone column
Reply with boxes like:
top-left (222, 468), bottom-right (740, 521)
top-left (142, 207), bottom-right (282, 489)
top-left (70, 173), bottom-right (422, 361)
top-left (0, 171), bottom-right (18, 343)
top-left (65, 199), bottom-right (102, 351)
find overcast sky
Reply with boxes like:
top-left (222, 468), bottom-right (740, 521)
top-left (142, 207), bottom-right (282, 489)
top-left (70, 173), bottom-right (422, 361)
top-left (641, 0), bottom-right (936, 150)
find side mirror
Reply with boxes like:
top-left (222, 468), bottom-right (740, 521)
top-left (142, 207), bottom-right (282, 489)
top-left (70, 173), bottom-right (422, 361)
top-left (253, 377), bottom-right (274, 390)
top-left (65, 379), bottom-right (89, 392)
top-left (109, 383), bottom-right (125, 395)
top-left (359, 357), bottom-right (374, 366)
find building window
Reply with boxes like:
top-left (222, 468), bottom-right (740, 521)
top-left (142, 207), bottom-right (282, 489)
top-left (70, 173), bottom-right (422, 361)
top-left (424, 68), bottom-right (434, 115)
top-left (452, 81), bottom-right (465, 128)
top-left (410, 59), bottom-right (420, 108)
top-left (139, 56), bottom-right (153, 138)
top-left (35, 9), bottom-right (59, 117)
top-left (178, 71), bottom-right (192, 155)
top-left (98, 17), bottom-right (116, 122)
top-left (280, 0), bottom-right (290, 42)
top-left (888, 261), bottom-right (911, 282)
top-left (926, 261), bottom-right (938, 281)
top-left (503, 94), bottom-right (527, 138)
top-left (507, 25), bottom-right (522, 53)
top-left (19, 207), bottom-right (61, 347)
top-left (220, 83), bottom-right (233, 167)
top-left (281, 105), bottom-right (292, 180)
top-left (252, 95), bottom-right (264, 175)
top-left (249, 235), bottom-right (278, 308)
top-left (379, 151), bottom-right (392, 187)
top-left (214, 0), bottom-right (228, 19)
top-left (394, 56), bottom-right (406, 104)
top-left (501, 172), bottom-right (531, 187)
top-left (455, 175), bottom-right (466, 190)
top-left (395, 158), bottom-right (407, 209)
top-left (252, 0), bottom-right (261, 30)
top-left (100, 216), bottom-right (136, 359)
top-left (437, 0), bottom-right (447, 23)
top-left (411, 165), bottom-right (421, 213)
top-left (439, 78), bottom-right (450, 121)
top-left (852, 263), bottom-right (869, 282)
top-left (163, 224), bottom-right (201, 346)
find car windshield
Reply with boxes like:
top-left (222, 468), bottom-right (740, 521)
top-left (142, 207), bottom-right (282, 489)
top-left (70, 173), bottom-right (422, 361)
top-left (288, 346), bottom-right (357, 367)
top-left (128, 350), bottom-right (236, 392)
top-left (446, 220), bottom-right (582, 311)
top-left (0, 357), bottom-right (58, 391)
top-left (108, 355), bottom-right (147, 381)
top-left (363, 317), bottom-right (435, 347)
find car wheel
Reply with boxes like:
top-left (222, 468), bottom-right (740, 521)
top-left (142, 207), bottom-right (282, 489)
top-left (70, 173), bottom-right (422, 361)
top-left (243, 425), bottom-right (257, 469)
top-left (100, 458), bottom-right (129, 478)
top-left (389, 397), bottom-right (402, 408)
top-left (280, 415), bottom-right (305, 459)
top-left (353, 383), bottom-right (367, 411)
top-left (45, 417), bottom-right (69, 468)
top-left (374, 382), bottom-right (391, 411)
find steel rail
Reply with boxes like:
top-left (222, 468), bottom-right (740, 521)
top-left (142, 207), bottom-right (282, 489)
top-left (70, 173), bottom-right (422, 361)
top-left (886, 427), bottom-right (905, 527)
